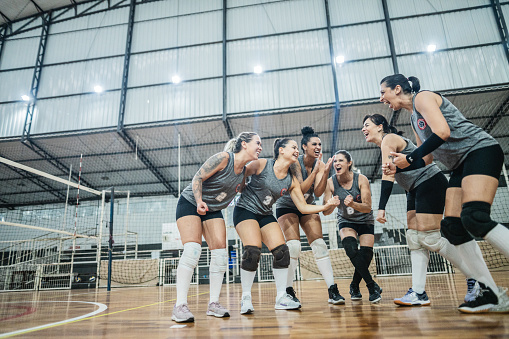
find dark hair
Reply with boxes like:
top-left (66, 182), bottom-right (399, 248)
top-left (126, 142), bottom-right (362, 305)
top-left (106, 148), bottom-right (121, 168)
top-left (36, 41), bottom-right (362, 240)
top-left (300, 126), bottom-right (319, 152)
top-left (362, 114), bottom-right (403, 135)
top-left (380, 74), bottom-right (420, 94)
top-left (273, 138), bottom-right (292, 160)
top-left (224, 132), bottom-right (258, 153)
top-left (334, 150), bottom-right (353, 171)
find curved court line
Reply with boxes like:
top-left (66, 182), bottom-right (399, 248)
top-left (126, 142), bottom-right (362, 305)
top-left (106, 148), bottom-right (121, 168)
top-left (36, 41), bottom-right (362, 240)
top-left (0, 301), bottom-right (107, 338)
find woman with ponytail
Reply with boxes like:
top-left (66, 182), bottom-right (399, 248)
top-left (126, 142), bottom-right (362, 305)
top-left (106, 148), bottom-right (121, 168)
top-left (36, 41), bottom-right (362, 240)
top-left (275, 126), bottom-right (344, 306)
top-left (233, 138), bottom-right (340, 315)
top-left (362, 113), bottom-right (477, 307)
top-left (379, 74), bottom-right (509, 313)
top-left (172, 132), bottom-right (261, 323)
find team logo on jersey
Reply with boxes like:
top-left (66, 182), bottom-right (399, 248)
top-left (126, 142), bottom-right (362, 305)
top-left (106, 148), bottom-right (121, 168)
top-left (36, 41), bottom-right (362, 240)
top-left (417, 118), bottom-right (427, 130)
top-left (235, 183), bottom-right (241, 192)
top-left (280, 188), bottom-right (288, 196)
top-left (356, 194), bottom-right (361, 202)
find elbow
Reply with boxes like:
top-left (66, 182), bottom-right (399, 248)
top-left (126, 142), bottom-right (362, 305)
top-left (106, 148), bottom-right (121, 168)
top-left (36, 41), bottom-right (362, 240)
top-left (437, 129), bottom-right (450, 141)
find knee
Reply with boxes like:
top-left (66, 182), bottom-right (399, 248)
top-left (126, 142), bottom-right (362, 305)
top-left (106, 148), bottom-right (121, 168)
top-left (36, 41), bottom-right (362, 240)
top-left (341, 236), bottom-right (358, 259)
top-left (440, 217), bottom-right (473, 245)
top-left (210, 248), bottom-right (228, 273)
top-left (417, 229), bottom-right (444, 252)
top-left (179, 242), bottom-right (201, 269)
top-left (406, 229), bottom-right (421, 250)
top-left (359, 246), bottom-right (374, 262)
top-left (271, 244), bottom-right (290, 269)
top-left (310, 238), bottom-right (329, 260)
top-left (287, 239), bottom-right (301, 260)
top-left (241, 246), bottom-right (261, 272)
top-left (461, 201), bottom-right (497, 238)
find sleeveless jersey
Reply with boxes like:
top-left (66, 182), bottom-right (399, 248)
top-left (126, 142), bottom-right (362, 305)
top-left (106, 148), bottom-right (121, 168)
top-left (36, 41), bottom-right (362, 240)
top-left (411, 91), bottom-right (498, 170)
top-left (236, 159), bottom-right (293, 215)
top-left (394, 135), bottom-right (441, 192)
top-left (180, 152), bottom-right (245, 211)
top-left (332, 172), bottom-right (374, 225)
top-left (276, 155), bottom-right (316, 209)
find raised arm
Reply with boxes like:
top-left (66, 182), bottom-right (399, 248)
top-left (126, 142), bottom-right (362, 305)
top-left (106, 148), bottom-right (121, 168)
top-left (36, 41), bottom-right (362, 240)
top-left (290, 157), bottom-right (318, 194)
top-left (313, 156), bottom-right (334, 197)
top-left (322, 177), bottom-right (337, 216)
top-left (192, 152), bottom-right (229, 214)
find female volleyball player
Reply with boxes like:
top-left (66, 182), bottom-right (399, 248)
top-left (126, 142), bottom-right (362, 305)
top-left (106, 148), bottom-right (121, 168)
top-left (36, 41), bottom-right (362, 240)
top-left (171, 132), bottom-right (261, 323)
top-left (276, 127), bottom-right (344, 306)
top-left (379, 74), bottom-right (509, 313)
top-left (362, 113), bottom-right (478, 306)
top-left (234, 138), bottom-right (340, 314)
top-left (322, 150), bottom-right (382, 303)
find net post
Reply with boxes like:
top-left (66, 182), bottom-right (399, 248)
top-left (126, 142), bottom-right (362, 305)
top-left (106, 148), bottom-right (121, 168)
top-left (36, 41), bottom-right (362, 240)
top-left (97, 190), bottom-right (106, 290)
top-left (107, 188), bottom-right (115, 291)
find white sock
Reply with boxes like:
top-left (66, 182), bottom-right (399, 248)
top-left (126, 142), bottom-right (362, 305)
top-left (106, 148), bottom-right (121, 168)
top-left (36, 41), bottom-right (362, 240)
top-left (456, 240), bottom-right (498, 292)
top-left (315, 257), bottom-right (335, 287)
top-left (484, 224), bottom-right (509, 259)
top-left (241, 268), bottom-right (256, 296)
top-left (209, 248), bottom-right (227, 304)
top-left (176, 265), bottom-right (194, 306)
top-left (287, 258), bottom-right (298, 288)
top-left (411, 248), bottom-right (429, 294)
top-left (437, 237), bottom-right (473, 278)
top-left (273, 268), bottom-right (289, 301)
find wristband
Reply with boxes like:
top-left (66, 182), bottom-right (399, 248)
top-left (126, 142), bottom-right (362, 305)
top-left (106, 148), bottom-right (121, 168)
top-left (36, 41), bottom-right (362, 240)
top-left (378, 180), bottom-right (394, 210)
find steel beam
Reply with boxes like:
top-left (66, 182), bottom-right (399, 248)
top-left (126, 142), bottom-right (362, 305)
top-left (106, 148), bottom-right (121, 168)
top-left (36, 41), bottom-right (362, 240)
top-left (491, 0), bottom-right (509, 65)
top-left (117, 0), bottom-right (135, 132)
top-left (381, 0), bottom-right (398, 73)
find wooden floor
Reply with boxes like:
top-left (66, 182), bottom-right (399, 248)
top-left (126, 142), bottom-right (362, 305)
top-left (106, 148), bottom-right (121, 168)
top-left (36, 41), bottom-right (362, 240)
top-left (1, 272), bottom-right (508, 338)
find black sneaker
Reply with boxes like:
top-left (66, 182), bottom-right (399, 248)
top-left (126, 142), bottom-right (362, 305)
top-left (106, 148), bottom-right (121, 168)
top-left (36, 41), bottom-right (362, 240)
top-left (286, 286), bottom-right (300, 303)
top-left (367, 281), bottom-right (382, 304)
top-left (349, 283), bottom-right (362, 301)
top-left (328, 283), bottom-right (345, 305)
top-left (458, 282), bottom-right (498, 313)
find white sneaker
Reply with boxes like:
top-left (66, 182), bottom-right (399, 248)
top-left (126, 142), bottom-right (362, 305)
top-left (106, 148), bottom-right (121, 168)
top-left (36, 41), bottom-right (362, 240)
top-left (207, 301), bottom-right (230, 318)
top-left (490, 287), bottom-right (509, 313)
top-left (240, 295), bottom-right (254, 314)
top-left (171, 303), bottom-right (194, 323)
top-left (275, 293), bottom-right (301, 310)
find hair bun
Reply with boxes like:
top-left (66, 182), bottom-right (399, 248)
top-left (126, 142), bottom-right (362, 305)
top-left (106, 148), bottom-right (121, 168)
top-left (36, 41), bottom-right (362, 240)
top-left (301, 126), bottom-right (315, 136)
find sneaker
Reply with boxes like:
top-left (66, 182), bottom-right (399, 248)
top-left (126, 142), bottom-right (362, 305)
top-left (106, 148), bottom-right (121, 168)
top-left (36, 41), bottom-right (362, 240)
top-left (489, 287), bottom-right (509, 313)
top-left (275, 293), bottom-right (302, 310)
top-left (394, 288), bottom-right (430, 306)
top-left (367, 281), bottom-right (382, 304)
top-left (328, 283), bottom-right (345, 305)
top-left (286, 286), bottom-right (300, 303)
top-left (458, 283), bottom-right (498, 313)
top-left (240, 295), bottom-right (254, 315)
top-left (206, 301), bottom-right (230, 318)
top-left (465, 278), bottom-right (480, 302)
top-left (349, 283), bottom-right (362, 301)
top-left (172, 303), bottom-right (194, 323)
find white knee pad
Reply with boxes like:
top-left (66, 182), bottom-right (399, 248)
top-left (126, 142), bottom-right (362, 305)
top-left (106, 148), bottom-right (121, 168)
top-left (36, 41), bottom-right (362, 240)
top-left (210, 248), bottom-right (228, 274)
top-left (287, 239), bottom-right (301, 260)
top-left (179, 242), bottom-right (201, 269)
top-left (310, 238), bottom-right (329, 260)
top-left (406, 229), bottom-right (421, 251)
top-left (417, 229), bottom-right (445, 253)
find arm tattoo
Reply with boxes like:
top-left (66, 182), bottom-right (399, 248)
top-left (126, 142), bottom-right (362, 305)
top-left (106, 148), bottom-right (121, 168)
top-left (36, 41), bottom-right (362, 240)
top-left (192, 153), bottom-right (227, 200)
top-left (290, 163), bottom-right (303, 183)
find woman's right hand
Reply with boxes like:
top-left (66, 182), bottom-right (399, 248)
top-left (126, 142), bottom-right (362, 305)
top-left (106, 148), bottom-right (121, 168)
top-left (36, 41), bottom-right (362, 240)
top-left (196, 201), bottom-right (208, 215)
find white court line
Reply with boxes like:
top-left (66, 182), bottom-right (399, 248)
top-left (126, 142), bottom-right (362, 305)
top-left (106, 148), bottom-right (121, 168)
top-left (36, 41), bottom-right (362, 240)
top-left (0, 301), bottom-right (108, 338)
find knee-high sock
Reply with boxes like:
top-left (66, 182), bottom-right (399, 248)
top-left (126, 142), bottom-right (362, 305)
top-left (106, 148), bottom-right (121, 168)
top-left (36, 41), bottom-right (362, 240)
top-left (176, 242), bottom-right (201, 306)
top-left (286, 239), bottom-right (301, 288)
top-left (352, 247), bottom-right (374, 287)
top-left (484, 224), bottom-right (509, 260)
top-left (209, 248), bottom-right (228, 304)
top-left (241, 268), bottom-right (256, 297)
top-left (456, 240), bottom-right (498, 292)
top-left (315, 257), bottom-right (335, 288)
top-left (342, 237), bottom-right (373, 285)
top-left (273, 268), bottom-right (289, 300)
top-left (436, 237), bottom-right (473, 279)
top-left (411, 248), bottom-right (429, 294)
top-left (287, 258), bottom-right (298, 288)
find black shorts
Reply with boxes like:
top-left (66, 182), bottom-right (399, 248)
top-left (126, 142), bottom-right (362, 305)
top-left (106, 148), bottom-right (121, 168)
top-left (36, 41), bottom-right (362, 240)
top-left (449, 144), bottom-right (504, 188)
top-left (276, 207), bottom-right (318, 220)
top-left (176, 196), bottom-right (223, 222)
top-left (338, 222), bottom-right (374, 236)
top-left (233, 206), bottom-right (277, 228)
top-left (406, 172), bottom-right (447, 214)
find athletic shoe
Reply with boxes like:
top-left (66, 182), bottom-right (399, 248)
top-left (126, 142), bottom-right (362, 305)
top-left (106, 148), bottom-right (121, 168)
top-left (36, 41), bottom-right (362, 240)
top-left (328, 283), bottom-right (346, 305)
top-left (465, 278), bottom-right (480, 302)
top-left (367, 281), bottom-right (382, 303)
top-left (458, 282), bottom-right (498, 313)
top-left (171, 303), bottom-right (194, 323)
top-left (394, 288), bottom-right (430, 306)
top-left (349, 283), bottom-right (362, 301)
top-left (490, 287), bottom-right (509, 313)
top-left (275, 293), bottom-right (302, 310)
top-left (240, 295), bottom-right (254, 314)
top-left (286, 286), bottom-right (300, 303)
top-left (206, 301), bottom-right (230, 318)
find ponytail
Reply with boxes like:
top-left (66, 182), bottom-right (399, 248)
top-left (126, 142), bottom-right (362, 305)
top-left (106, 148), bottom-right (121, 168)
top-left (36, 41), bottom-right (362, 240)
top-left (224, 132), bottom-right (258, 153)
top-left (363, 114), bottom-right (403, 136)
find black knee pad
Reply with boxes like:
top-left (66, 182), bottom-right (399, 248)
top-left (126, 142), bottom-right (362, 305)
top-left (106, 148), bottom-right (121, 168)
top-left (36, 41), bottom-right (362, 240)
top-left (360, 246), bottom-right (373, 264)
top-left (241, 245), bottom-right (261, 272)
top-left (271, 244), bottom-right (290, 269)
top-left (461, 201), bottom-right (497, 238)
top-left (342, 236), bottom-right (359, 259)
top-left (440, 216), bottom-right (473, 245)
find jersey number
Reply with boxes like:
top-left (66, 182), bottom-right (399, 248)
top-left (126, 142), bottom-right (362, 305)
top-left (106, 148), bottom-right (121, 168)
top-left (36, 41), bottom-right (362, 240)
top-left (215, 192), bottom-right (227, 202)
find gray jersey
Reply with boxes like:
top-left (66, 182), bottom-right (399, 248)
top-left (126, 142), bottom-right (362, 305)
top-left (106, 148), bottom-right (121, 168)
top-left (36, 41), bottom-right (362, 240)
top-left (332, 172), bottom-right (374, 225)
top-left (411, 91), bottom-right (498, 170)
top-left (276, 155), bottom-right (316, 209)
top-left (394, 135), bottom-right (441, 192)
top-left (180, 152), bottom-right (245, 211)
top-left (236, 158), bottom-right (293, 215)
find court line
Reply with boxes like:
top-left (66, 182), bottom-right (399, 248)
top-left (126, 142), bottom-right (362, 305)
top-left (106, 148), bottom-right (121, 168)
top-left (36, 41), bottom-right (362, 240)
top-left (0, 291), bottom-right (209, 338)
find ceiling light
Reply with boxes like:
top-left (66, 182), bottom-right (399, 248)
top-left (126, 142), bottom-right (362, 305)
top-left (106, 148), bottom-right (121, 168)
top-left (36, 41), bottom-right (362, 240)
top-left (94, 85), bottom-right (103, 93)
top-left (427, 44), bottom-right (437, 52)
top-left (253, 65), bottom-right (263, 74)
top-left (172, 75), bottom-right (181, 84)
top-left (21, 95), bottom-right (30, 101)
top-left (335, 55), bottom-right (345, 64)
